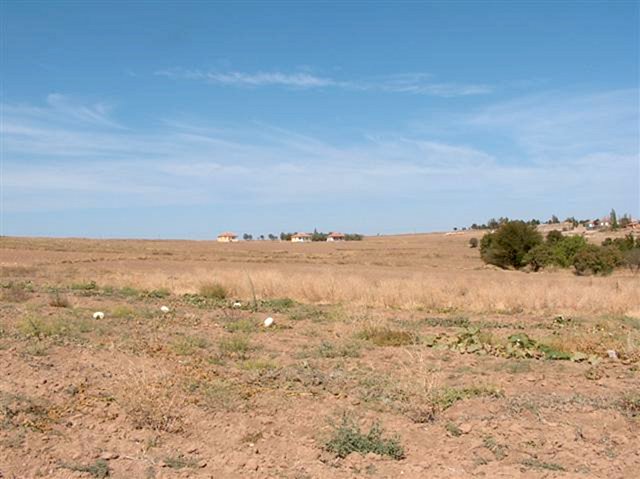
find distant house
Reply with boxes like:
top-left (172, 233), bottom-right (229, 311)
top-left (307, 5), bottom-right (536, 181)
top-left (291, 232), bottom-right (312, 243)
top-left (217, 232), bottom-right (238, 243)
top-left (327, 232), bottom-right (345, 242)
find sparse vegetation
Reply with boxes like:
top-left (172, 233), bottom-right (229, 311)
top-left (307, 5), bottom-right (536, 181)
top-left (618, 392), bottom-right (640, 417)
top-left (199, 282), bottom-right (228, 300)
top-left (49, 291), bottom-right (71, 308)
top-left (357, 326), bottom-right (417, 347)
top-left (521, 458), bottom-right (566, 472)
top-left (170, 335), bottom-right (209, 355)
top-left (61, 459), bottom-right (110, 478)
top-left (2, 282), bottom-right (31, 302)
top-left (163, 454), bottom-right (199, 469)
top-left (317, 340), bottom-right (362, 358)
top-left (1, 232), bottom-right (638, 477)
top-left (218, 335), bottom-right (252, 359)
top-left (429, 385), bottom-right (503, 412)
top-left (325, 414), bottom-right (405, 460)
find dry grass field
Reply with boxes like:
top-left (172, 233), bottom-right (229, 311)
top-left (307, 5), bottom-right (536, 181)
top-left (1, 232), bottom-right (639, 478)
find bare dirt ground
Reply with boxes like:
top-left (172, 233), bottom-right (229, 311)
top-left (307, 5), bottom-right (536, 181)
top-left (1, 233), bottom-right (638, 478)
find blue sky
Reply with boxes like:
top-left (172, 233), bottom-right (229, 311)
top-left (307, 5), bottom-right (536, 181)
top-left (1, 1), bottom-right (638, 238)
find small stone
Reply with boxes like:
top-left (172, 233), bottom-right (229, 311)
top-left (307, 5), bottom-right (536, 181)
top-left (100, 451), bottom-right (119, 460)
top-left (160, 305), bottom-right (170, 313)
top-left (459, 423), bottom-right (473, 434)
top-left (264, 317), bottom-right (274, 327)
top-left (607, 350), bottom-right (618, 359)
top-left (93, 311), bottom-right (105, 320)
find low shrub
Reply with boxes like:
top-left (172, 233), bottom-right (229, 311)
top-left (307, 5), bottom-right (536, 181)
top-left (49, 291), bottom-right (71, 308)
top-left (199, 282), bottom-right (227, 300)
top-left (325, 414), bottom-right (405, 459)
top-left (358, 326), bottom-right (417, 347)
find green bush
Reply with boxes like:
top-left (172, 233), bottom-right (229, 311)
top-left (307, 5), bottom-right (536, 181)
top-left (524, 233), bottom-right (589, 271)
top-left (480, 221), bottom-right (542, 269)
top-left (602, 234), bottom-right (638, 252)
top-left (469, 237), bottom-right (479, 248)
top-left (546, 230), bottom-right (563, 245)
top-left (573, 245), bottom-right (622, 276)
top-left (523, 244), bottom-right (555, 271)
top-left (552, 235), bottom-right (588, 267)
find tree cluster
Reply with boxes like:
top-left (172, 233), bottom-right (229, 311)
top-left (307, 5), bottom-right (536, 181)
top-left (478, 220), bottom-right (639, 276)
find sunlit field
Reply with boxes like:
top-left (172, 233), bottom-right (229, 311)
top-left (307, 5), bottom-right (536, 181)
top-left (1, 233), bottom-right (638, 477)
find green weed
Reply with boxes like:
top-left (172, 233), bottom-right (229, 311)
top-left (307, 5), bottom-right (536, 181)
top-left (325, 414), bottom-right (405, 460)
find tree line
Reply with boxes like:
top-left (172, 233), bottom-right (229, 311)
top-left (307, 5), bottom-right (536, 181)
top-left (468, 209), bottom-right (633, 231)
top-left (473, 220), bottom-right (639, 276)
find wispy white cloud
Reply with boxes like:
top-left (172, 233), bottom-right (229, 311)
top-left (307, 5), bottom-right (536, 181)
top-left (2, 91), bottom-right (637, 226)
top-left (155, 68), bottom-right (493, 97)
top-left (466, 89), bottom-right (639, 158)
top-left (4, 93), bottom-right (123, 130)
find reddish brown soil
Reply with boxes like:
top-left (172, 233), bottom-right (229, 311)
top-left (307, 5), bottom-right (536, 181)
top-left (1, 237), bottom-right (638, 478)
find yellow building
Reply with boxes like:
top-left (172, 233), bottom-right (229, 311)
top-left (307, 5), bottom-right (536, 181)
top-left (217, 232), bottom-right (238, 242)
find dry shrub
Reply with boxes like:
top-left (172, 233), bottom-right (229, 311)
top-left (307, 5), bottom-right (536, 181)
top-left (48, 291), bottom-right (70, 308)
top-left (2, 282), bottom-right (31, 303)
top-left (0, 266), bottom-right (36, 277)
top-left (199, 282), bottom-right (228, 300)
top-left (119, 370), bottom-right (183, 433)
top-left (358, 326), bottom-right (417, 347)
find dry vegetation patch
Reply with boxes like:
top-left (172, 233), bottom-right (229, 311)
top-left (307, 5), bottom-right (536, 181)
top-left (0, 234), bottom-right (638, 477)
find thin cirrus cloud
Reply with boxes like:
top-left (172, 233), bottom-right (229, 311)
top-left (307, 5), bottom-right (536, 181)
top-left (155, 68), bottom-right (493, 97)
top-left (1, 89), bottom-right (637, 225)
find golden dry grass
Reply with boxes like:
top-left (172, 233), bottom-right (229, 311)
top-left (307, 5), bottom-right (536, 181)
top-left (1, 231), bottom-right (638, 318)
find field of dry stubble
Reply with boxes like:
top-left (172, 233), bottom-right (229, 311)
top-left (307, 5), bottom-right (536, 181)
top-left (1, 232), bottom-right (639, 478)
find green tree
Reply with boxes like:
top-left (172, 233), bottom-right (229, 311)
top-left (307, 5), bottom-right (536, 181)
top-left (523, 244), bottom-right (554, 271)
top-left (480, 221), bottom-right (542, 269)
top-left (546, 230), bottom-right (563, 245)
top-left (552, 235), bottom-right (588, 267)
top-left (610, 209), bottom-right (618, 230)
